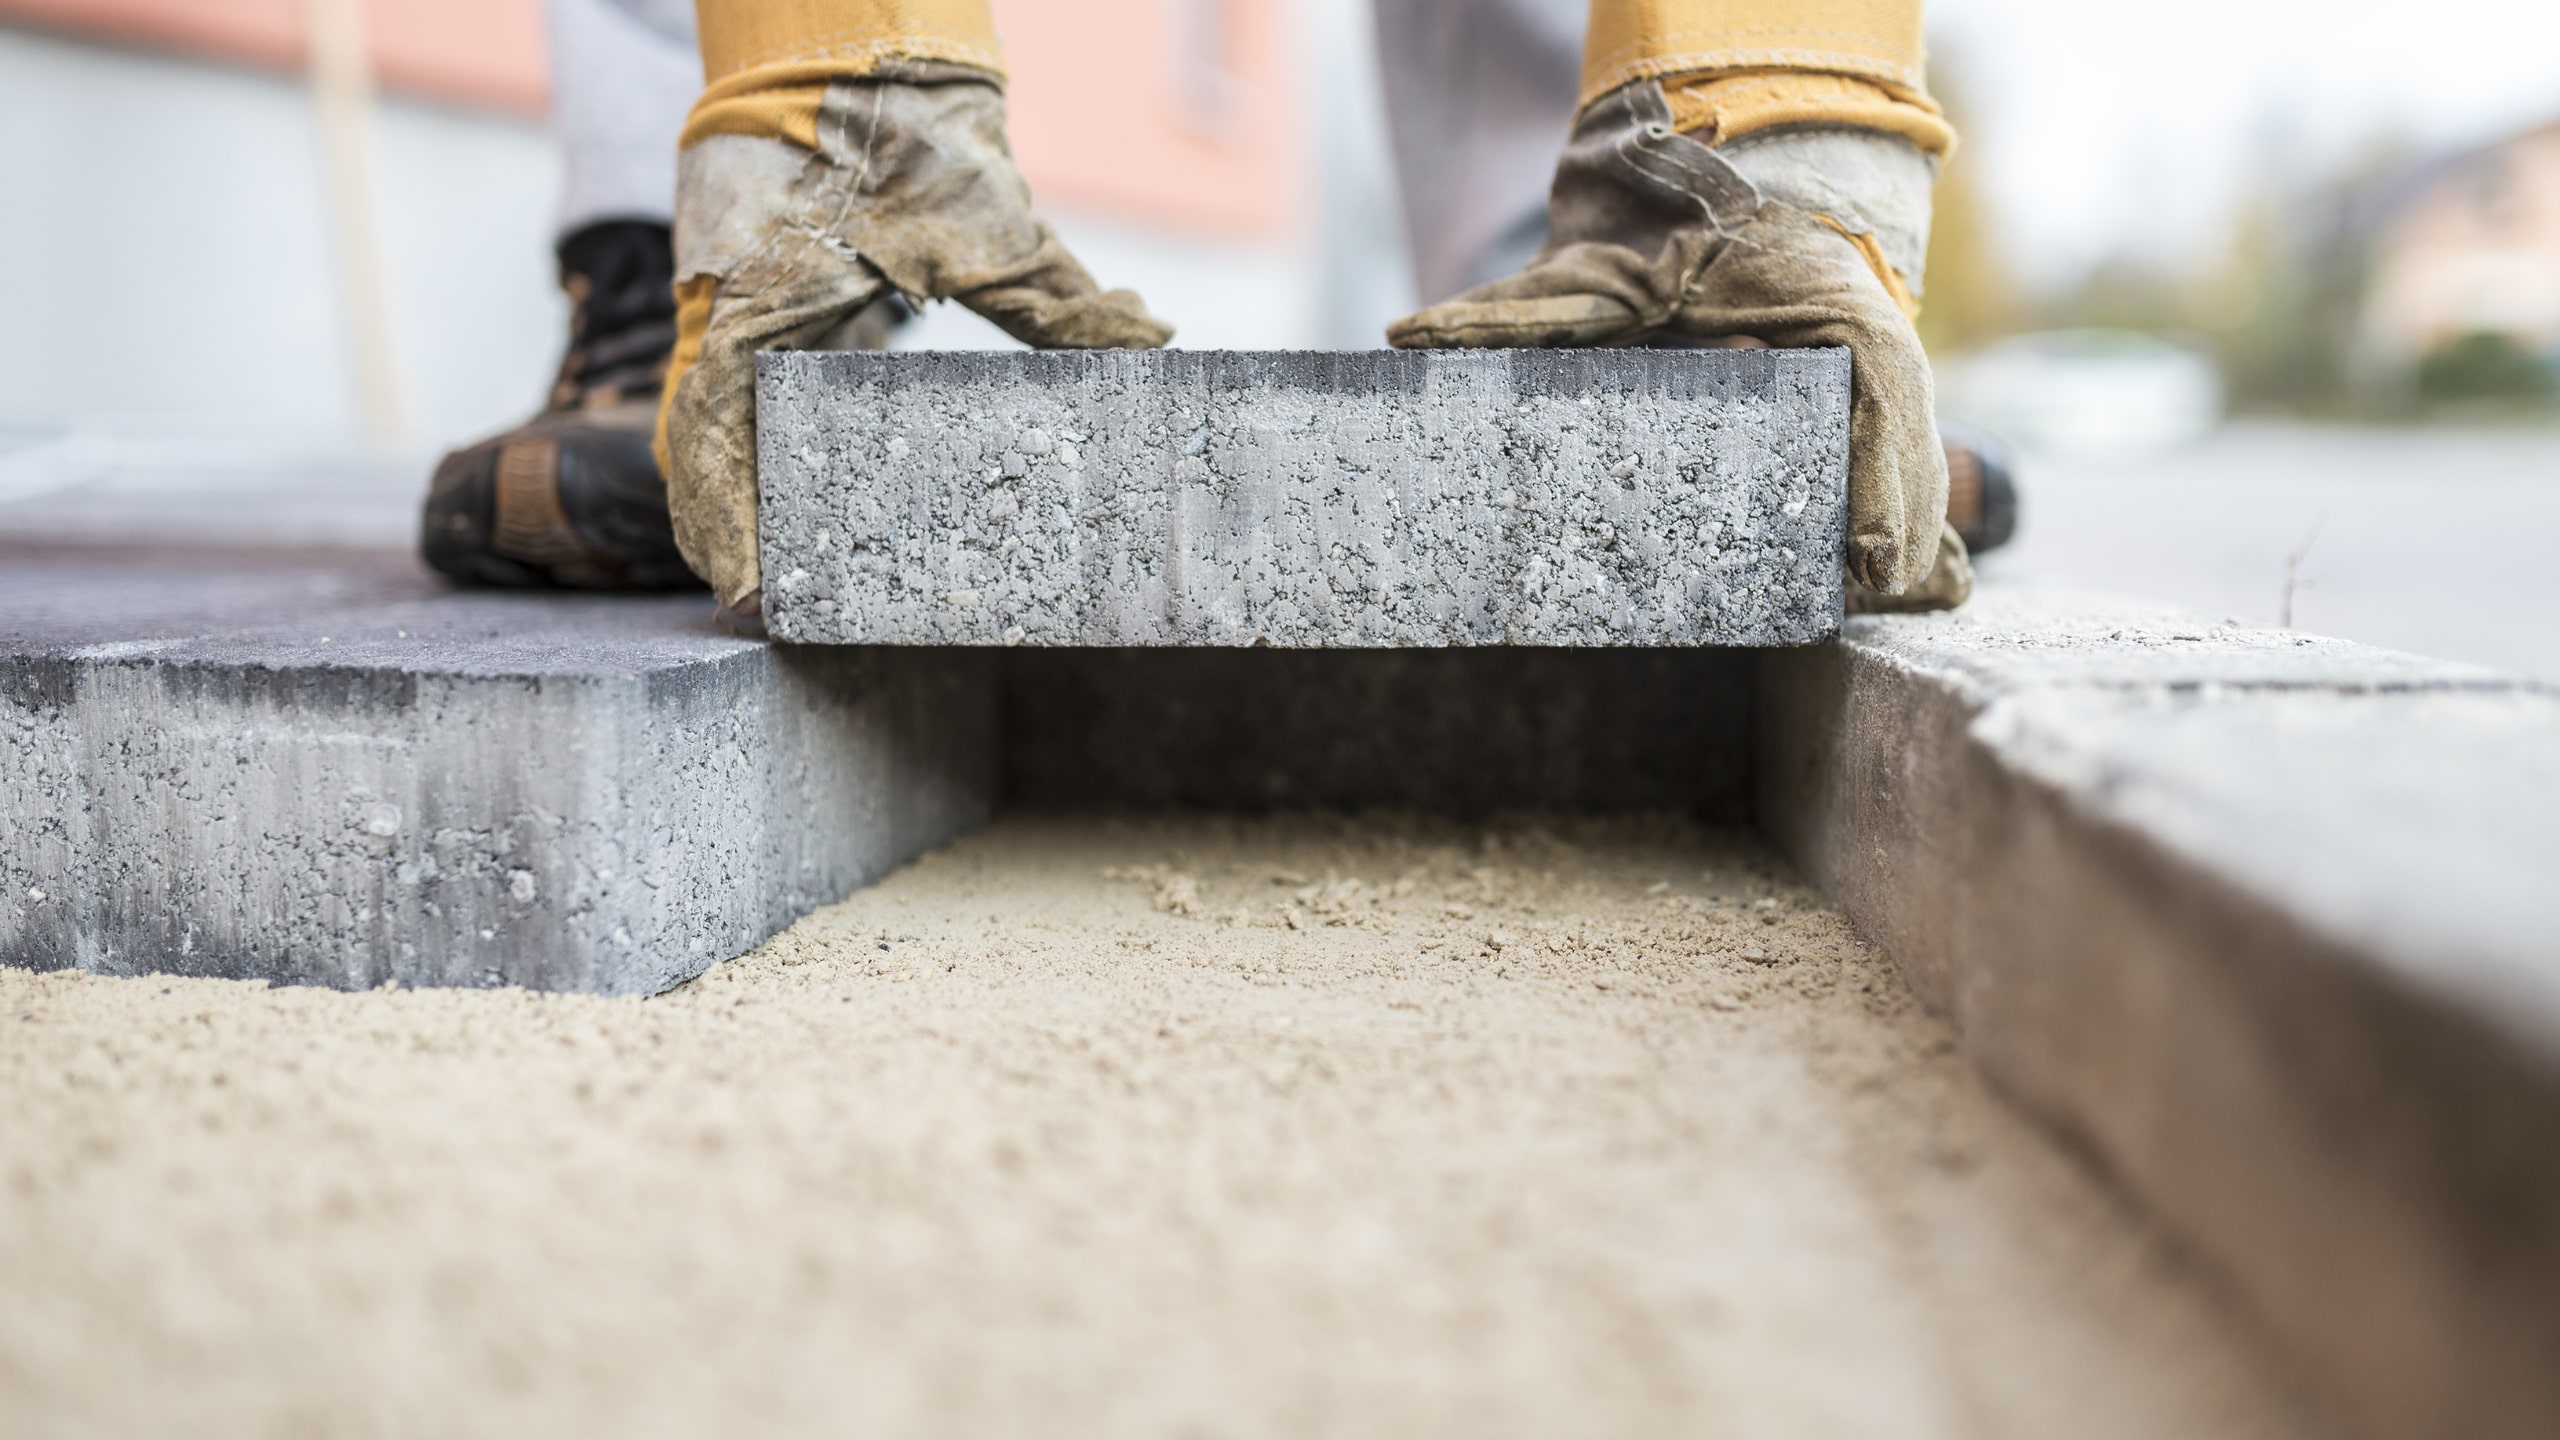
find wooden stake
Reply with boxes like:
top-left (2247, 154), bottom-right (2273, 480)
top-left (304, 0), bottom-right (406, 447)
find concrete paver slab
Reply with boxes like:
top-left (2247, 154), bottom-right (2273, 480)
top-left (1, 548), bottom-right (994, 993)
top-left (756, 348), bottom-right (1849, 647)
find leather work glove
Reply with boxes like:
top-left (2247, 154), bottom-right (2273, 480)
top-left (1389, 1), bottom-right (1970, 610)
top-left (655, 1), bottom-right (1172, 631)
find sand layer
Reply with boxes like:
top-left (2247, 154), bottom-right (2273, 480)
top-left (0, 815), bottom-right (2308, 1438)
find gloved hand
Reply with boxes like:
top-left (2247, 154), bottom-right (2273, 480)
top-left (1390, 75), bottom-right (1969, 608)
top-left (655, 2), bottom-right (1172, 630)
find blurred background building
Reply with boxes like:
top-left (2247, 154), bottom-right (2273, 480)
top-left (0, 0), bottom-right (562, 465)
top-left (0, 0), bottom-right (1411, 475)
top-left (2360, 122), bottom-right (2560, 404)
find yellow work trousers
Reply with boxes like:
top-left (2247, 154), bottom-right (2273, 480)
top-left (680, 0), bottom-right (1945, 155)
top-left (683, 0), bottom-right (1003, 149)
top-left (1586, 0), bottom-right (1950, 156)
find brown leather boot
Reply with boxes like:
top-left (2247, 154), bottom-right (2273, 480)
top-left (419, 221), bottom-right (702, 590)
top-left (1940, 421), bottom-right (2018, 556)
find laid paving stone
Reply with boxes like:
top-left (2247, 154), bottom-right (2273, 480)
top-left (0, 549), bottom-right (994, 994)
top-left (756, 347), bottom-right (1850, 647)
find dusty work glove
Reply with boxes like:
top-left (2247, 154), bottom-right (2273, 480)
top-left (656, 3), bottom-right (1172, 630)
top-left (1390, 76), bottom-right (1967, 607)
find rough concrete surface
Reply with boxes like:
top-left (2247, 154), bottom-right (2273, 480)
top-left (0, 815), bottom-right (2309, 1439)
top-left (1757, 587), bottom-right (2560, 1440)
top-left (757, 348), bottom-right (1849, 647)
top-left (1, 547), bottom-right (994, 993)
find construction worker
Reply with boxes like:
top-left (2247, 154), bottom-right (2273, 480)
top-left (425, 0), bottom-right (1990, 631)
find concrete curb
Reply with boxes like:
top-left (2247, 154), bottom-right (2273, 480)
top-left (1758, 588), bottom-right (2560, 1439)
top-left (756, 348), bottom-right (1849, 647)
top-left (2, 551), bottom-right (995, 993)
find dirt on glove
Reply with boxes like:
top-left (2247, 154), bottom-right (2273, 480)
top-left (0, 814), bottom-right (2309, 1438)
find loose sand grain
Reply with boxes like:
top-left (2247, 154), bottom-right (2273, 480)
top-left (0, 815), bottom-right (2310, 1438)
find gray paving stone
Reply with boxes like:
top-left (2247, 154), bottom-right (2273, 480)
top-left (1, 549), bottom-right (995, 994)
top-left (756, 348), bottom-right (1849, 647)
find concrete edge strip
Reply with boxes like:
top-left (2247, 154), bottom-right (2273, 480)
top-left (1757, 590), bottom-right (2560, 1440)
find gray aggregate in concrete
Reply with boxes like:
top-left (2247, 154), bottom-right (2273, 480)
top-left (756, 348), bottom-right (1849, 647)
top-left (1757, 587), bottom-right (2560, 1440)
top-left (1, 548), bottom-right (995, 994)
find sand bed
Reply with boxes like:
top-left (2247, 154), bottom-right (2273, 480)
top-left (1, 815), bottom-right (2307, 1437)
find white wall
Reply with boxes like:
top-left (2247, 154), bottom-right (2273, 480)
top-left (1304, 0), bottom-right (1415, 349)
top-left (0, 28), bottom-right (562, 463)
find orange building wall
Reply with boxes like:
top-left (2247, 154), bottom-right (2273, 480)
top-left (994, 0), bottom-right (1301, 239)
top-left (0, 0), bottom-right (1301, 239)
top-left (2366, 125), bottom-right (2560, 358)
top-left (0, 0), bottom-right (547, 112)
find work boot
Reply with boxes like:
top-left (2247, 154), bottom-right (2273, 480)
top-left (421, 221), bottom-right (701, 591)
top-left (654, 0), bottom-right (1171, 629)
top-left (1940, 422), bottom-right (2019, 556)
top-left (1837, 430), bottom-right (2015, 613)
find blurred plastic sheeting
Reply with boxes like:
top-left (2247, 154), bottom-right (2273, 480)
top-left (1938, 329), bottom-right (2224, 454)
